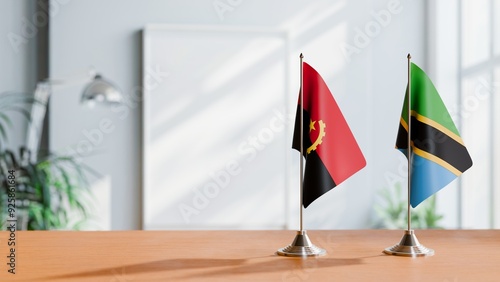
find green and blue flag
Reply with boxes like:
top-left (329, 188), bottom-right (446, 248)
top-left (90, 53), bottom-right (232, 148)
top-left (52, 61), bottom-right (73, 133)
top-left (396, 63), bottom-right (473, 207)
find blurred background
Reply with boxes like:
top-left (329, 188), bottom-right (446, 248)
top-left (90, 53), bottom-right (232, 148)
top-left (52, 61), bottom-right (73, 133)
top-left (1, 0), bottom-right (498, 230)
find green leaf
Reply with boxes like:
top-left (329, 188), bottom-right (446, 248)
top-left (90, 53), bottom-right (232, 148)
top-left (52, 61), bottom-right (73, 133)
top-left (1, 143), bottom-right (94, 230)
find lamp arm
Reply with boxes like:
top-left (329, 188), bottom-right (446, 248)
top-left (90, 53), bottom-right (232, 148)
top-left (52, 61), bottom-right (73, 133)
top-left (25, 67), bottom-right (121, 160)
top-left (25, 82), bottom-right (51, 162)
top-left (45, 67), bottom-right (97, 89)
top-left (25, 67), bottom-right (96, 161)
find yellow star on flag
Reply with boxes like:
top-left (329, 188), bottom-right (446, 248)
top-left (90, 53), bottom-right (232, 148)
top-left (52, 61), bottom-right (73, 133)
top-left (309, 120), bottom-right (316, 132)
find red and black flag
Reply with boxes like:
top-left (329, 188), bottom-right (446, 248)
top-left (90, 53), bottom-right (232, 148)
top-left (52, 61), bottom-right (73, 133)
top-left (293, 62), bottom-right (366, 208)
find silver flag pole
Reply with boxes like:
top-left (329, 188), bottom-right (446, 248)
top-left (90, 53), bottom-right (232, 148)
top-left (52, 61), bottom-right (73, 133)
top-left (383, 54), bottom-right (434, 257)
top-left (277, 53), bottom-right (326, 257)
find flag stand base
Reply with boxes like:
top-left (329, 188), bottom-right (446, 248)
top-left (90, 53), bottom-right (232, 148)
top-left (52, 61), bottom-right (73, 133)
top-left (383, 230), bottom-right (434, 257)
top-left (277, 230), bottom-right (326, 257)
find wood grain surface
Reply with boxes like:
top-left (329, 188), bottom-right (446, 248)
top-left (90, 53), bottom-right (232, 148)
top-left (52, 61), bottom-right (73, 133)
top-left (0, 230), bottom-right (499, 281)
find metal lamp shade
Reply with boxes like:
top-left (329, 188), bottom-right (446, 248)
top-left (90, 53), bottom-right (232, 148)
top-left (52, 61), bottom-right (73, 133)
top-left (81, 74), bottom-right (122, 105)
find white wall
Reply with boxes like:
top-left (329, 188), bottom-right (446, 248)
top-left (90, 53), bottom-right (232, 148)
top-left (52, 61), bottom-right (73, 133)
top-left (0, 0), bottom-right (38, 150)
top-left (428, 0), bottom-right (500, 229)
top-left (49, 0), bottom-right (425, 230)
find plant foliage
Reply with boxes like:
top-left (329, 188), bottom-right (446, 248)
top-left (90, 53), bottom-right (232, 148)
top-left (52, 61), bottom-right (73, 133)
top-left (373, 182), bottom-right (444, 229)
top-left (0, 92), bottom-right (94, 230)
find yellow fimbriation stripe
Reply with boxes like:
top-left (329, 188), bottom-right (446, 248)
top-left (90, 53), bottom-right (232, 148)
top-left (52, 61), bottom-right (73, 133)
top-left (400, 117), bottom-right (408, 132)
top-left (412, 145), bottom-right (462, 176)
top-left (410, 110), bottom-right (465, 146)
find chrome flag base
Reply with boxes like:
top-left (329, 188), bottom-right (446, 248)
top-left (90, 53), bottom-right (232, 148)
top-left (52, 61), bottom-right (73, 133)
top-left (277, 230), bottom-right (326, 257)
top-left (383, 230), bottom-right (434, 257)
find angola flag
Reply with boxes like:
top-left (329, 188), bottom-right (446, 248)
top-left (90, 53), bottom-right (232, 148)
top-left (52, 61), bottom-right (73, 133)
top-left (396, 63), bottom-right (473, 207)
top-left (292, 62), bottom-right (366, 208)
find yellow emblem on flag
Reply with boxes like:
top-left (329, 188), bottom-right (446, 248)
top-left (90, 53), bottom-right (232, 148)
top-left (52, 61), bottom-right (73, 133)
top-left (307, 119), bottom-right (326, 154)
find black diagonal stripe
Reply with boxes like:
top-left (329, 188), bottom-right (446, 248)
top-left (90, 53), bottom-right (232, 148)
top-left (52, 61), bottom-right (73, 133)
top-left (401, 116), bottom-right (473, 173)
top-left (292, 104), bottom-right (337, 208)
top-left (396, 122), bottom-right (408, 149)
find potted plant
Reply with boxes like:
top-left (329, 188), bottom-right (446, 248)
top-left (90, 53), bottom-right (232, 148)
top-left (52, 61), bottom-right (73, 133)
top-left (0, 92), bottom-right (94, 230)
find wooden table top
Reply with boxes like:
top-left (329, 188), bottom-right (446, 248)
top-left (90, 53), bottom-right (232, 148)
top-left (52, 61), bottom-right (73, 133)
top-left (0, 229), bottom-right (499, 281)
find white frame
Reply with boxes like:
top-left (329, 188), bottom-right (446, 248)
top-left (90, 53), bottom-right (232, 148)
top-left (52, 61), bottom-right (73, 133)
top-left (142, 24), bottom-right (291, 230)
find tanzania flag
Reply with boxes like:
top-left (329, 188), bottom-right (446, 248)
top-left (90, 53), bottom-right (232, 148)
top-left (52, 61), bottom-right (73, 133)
top-left (292, 62), bottom-right (366, 208)
top-left (396, 63), bottom-right (473, 207)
